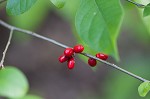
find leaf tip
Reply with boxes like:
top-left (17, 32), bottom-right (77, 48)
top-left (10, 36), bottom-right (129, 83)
top-left (50, 0), bottom-right (65, 9)
top-left (138, 81), bottom-right (150, 97)
top-left (143, 3), bottom-right (150, 17)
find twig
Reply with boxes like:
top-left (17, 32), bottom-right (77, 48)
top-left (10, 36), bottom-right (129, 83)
top-left (126, 0), bottom-right (145, 8)
top-left (0, 19), bottom-right (149, 82)
top-left (0, 29), bottom-right (13, 69)
top-left (0, 20), bottom-right (68, 48)
top-left (81, 53), bottom-right (148, 82)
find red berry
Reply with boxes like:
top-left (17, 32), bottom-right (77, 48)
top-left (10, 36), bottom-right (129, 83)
top-left (73, 44), bottom-right (84, 53)
top-left (96, 53), bottom-right (108, 60)
top-left (67, 58), bottom-right (75, 70)
top-left (58, 55), bottom-right (68, 63)
top-left (88, 58), bottom-right (97, 67)
top-left (64, 48), bottom-right (74, 57)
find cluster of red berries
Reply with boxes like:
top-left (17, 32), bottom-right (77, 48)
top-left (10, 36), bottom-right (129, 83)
top-left (58, 44), bottom-right (108, 70)
top-left (58, 44), bottom-right (84, 70)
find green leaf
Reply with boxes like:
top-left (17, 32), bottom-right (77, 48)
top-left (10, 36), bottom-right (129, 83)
top-left (0, 66), bottom-right (29, 98)
top-left (9, 0), bottom-right (50, 41)
top-left (143, 3), bottom-right (150, 17)
top-left (75, 0), bottom-right (123, 60)
top-left (50, 0), bottom-right (65, 8)
top-left (138, 81), bottom-right (150, 97)
top-left (6, 0), bottom-right (37, 15)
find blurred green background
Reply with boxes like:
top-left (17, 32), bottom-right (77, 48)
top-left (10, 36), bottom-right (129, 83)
top-left (0, 0), bottom-right (150, 99)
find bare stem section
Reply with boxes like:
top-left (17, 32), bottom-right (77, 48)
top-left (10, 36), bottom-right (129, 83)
top-left (0, 19), bottom-right (149, 82)
top-left (81, 53), bottom-right (148, 82)
top-left (126, 0), bottom-right (145, 8)
top-left (0, 29), bottom-right (13, 69)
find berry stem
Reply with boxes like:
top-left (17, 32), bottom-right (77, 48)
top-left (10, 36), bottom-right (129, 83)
top-left (0, 19), bottom-right (149, 82)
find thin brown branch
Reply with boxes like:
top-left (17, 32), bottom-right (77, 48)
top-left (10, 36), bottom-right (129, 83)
top-left (0, 19), bottom-right (149, 82)
top-left (126, 0), bottom-right (145, 8)
top-left (0, 29), bottom-right (13, 69)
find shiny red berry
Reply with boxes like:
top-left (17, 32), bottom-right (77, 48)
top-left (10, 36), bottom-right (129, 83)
top-left (64, 48), bottom-right (74, 57)
top-left (73, 44), bottom-right (84, 53)
top-left (88, 58), bottom-right (97, 67)
top-left (96, 53), bottom-right (108, 60)
top-left (67, 58), bottom-right (75, 70)
top-left (58, 55), bottom-right (68, 63)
